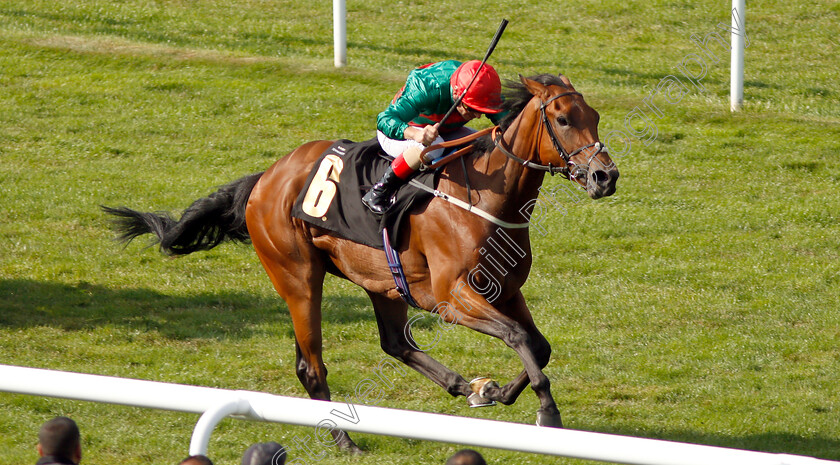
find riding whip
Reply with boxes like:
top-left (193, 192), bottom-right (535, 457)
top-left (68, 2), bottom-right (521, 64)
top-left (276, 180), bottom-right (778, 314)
top-left (438, 18), bottom-right (508, 127)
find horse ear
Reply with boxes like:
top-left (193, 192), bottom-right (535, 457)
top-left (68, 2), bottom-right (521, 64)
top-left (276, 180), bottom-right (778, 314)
top-left (519, 74), bottom-right (548, 97)
top-left (558, 73), bottom-right (573, 88)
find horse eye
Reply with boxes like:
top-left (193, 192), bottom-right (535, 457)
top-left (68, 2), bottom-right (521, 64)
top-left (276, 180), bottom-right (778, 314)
top-left (557, 116), bottom-right (569, 126)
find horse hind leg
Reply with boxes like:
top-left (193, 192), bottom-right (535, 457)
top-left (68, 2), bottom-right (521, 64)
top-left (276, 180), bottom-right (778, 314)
top-left (255, 248), bottom-right (363, 454)
top-left (366, 292), bottom-right (474, 400)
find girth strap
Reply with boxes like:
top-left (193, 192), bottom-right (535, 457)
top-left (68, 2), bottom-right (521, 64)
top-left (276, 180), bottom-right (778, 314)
top-left (382, 227), bottom-right (422, 308)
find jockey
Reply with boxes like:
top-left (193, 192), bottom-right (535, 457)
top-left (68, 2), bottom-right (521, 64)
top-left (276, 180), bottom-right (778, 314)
top-left (362, 59), bottom-right (506, 214)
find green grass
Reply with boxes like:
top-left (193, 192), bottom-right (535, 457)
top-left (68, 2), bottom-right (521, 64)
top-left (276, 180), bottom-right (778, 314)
top-left (1, 1), bottom-right (839, 464)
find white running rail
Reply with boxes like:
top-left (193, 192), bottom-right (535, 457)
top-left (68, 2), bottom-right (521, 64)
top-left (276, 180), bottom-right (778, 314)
top-left (0, 365), bottom-right (836, 465)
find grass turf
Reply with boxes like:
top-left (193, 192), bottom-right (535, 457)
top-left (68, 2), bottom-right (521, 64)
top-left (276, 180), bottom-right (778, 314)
top-left (1, 1), bottom-right (838, 464)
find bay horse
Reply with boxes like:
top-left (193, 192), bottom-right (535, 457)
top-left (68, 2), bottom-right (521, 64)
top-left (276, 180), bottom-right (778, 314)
top-left (104, 73), bottom-right (618, 452)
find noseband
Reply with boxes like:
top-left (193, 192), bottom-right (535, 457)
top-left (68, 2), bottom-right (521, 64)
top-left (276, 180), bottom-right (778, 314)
top-left (493, 91), bottom-right (606, 180)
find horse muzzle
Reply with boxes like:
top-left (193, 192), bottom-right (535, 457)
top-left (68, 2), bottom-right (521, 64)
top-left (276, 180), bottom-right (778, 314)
top-left (584, 164), bottom-right (619, 199)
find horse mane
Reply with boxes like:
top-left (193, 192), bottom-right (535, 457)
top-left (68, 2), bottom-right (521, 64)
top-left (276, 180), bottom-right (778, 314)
top-left (472, 73), bottom-right (571, 153)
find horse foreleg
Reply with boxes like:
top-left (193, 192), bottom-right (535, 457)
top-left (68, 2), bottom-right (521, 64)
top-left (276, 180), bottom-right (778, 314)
top-left (449, 290), bottom-right (562, 427)
top-left (366, 292), bottom-right (473, 399)
top-left (481, 293), bottom-right (557, 423)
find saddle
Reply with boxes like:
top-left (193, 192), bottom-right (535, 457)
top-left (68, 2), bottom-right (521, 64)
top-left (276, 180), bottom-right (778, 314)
top-left (290, 138), bottom-right (437, 249)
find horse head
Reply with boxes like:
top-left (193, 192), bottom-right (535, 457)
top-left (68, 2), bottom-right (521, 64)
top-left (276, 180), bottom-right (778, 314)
top-left (519, 74), bottom-right (619, 199)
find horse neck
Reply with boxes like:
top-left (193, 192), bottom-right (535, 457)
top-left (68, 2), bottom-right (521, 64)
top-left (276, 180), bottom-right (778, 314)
top-left (466, 103), bottom-right (548, 221)
top-left (502, 104), bottom-right (550, 200)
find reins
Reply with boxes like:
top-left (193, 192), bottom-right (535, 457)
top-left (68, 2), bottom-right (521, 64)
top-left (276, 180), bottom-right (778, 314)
top-left (412, 127), bottom-right (530, 229)
top-left (407, 89), bottom-right (607, 228)
top-left (418, 127), bottom-right (495, 168)
top-left (492, 126), bottom-right (569, 178)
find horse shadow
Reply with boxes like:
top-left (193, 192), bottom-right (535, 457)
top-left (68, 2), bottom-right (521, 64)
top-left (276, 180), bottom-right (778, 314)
top-left (5, 281), bottom-right (837, 460)
top-left (0, 279), bottom-right (374, 340)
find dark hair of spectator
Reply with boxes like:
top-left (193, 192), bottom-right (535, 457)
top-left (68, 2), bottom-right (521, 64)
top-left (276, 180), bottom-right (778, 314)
top-left (179, 455), bottom-right (214, 465)
top-left (445, 449), bottom-right (487, 465)
top-left (38, 417), bottom-right (80, 460)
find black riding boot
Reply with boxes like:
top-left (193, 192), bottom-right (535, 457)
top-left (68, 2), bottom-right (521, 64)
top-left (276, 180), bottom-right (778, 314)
top-left (361, 167), bottom-right (406, 215)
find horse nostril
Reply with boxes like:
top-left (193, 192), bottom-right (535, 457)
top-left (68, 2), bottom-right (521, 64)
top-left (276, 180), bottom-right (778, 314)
top-left (591, 170), bottom-right (609, 185)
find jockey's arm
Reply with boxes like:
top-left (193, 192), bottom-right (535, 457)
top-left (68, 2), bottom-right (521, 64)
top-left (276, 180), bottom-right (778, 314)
top-left (376, 73), bottom-right (436, 141)
top-left (402, 124), bottom-right (439, 146)
top-left (377, 102), bottom-right (413, 141)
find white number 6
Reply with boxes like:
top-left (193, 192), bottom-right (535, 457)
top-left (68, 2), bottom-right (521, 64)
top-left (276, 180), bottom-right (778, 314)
top-left (301, 154), bottom-right (344, 218)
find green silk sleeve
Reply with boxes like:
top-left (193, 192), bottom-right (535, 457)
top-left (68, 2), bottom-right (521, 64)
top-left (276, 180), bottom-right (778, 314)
top-left (376, 73), bottom-right (434, 140)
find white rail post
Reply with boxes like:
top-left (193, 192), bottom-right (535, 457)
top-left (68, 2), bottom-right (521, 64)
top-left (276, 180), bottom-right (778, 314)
top-left (188, 397), bottom-right (252, 456)
top-left (730, 0), bottom-right (746, 111)
top-left (333, 0), bottom-right (347, 67)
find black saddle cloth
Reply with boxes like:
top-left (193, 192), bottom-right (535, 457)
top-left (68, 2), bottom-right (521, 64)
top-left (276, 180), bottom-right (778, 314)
top-left (290, 138), bottom-right (436, 249)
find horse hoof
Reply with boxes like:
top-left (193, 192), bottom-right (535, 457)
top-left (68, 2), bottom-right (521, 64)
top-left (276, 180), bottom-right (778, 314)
top-left (469, 377), bottom-right (500, 398)
top-left (536, 411), bottom-right (563, 428)
top-left (467, 392), bottom-right (496, 408)
top-left (338, 442), bottom-right (365, 455)
top-left (336, 433), bottom-right (365, 455)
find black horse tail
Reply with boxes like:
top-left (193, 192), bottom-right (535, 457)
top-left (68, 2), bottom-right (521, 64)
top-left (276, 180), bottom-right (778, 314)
top-left (102, 172), bottom-right (264, 256)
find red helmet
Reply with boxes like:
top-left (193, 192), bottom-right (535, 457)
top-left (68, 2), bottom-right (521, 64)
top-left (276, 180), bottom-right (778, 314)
top-left (450, 60), bottom-right (503, 114)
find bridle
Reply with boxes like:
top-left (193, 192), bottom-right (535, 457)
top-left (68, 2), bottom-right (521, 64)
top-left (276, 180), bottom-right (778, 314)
top-left (412, 89), bottom-right (612, 229)
top-left (493, 90), bottom-right (607, 180)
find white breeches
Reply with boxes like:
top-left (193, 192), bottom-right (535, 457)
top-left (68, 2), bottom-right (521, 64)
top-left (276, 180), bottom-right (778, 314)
top-left (376, 127), bottom-right (478, 162)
